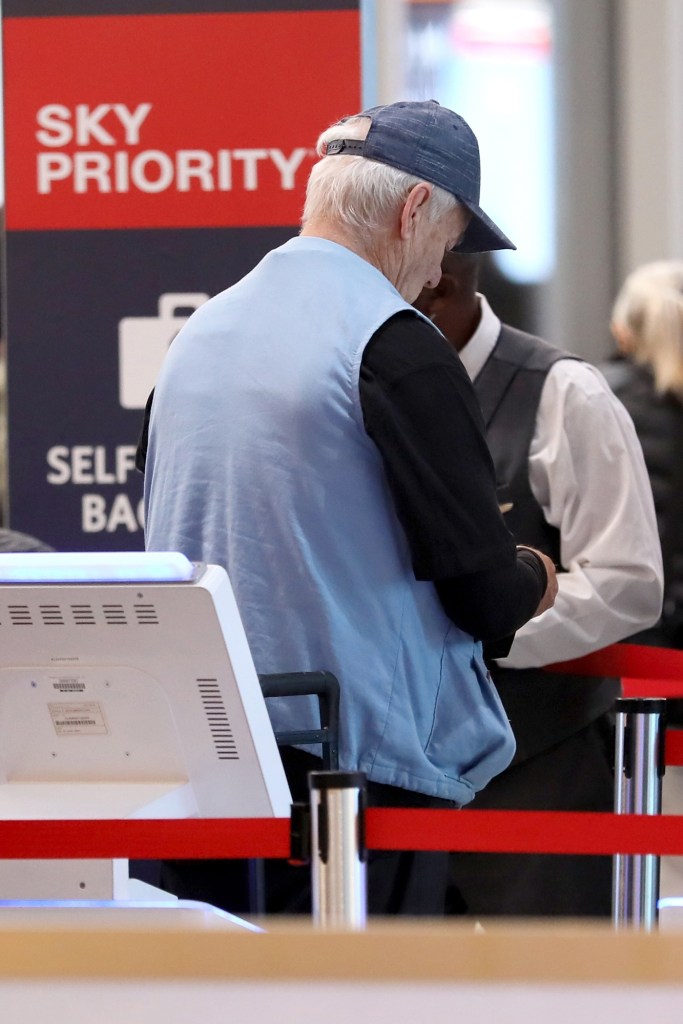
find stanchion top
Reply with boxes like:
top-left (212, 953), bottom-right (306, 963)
top-left (308, 771), bottom-right (366, 790)
top-left (615, 697), bottom-right (667, 713)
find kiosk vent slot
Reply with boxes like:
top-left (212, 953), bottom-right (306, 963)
top-left (9, 604), bottom-right (32, 626)
top-left (40, 604), bottom-right (65, 626)
top-left (71, 604), bottom-right (96, 625)
top-left (103, 604), bottom-right (127, 625)
top-left (197, 678), bottom-right (239, 760)
top-left (134, 603), bottom-right (158, 625)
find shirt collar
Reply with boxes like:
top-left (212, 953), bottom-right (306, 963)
top-left (458, 293), bottom-right (501, 382)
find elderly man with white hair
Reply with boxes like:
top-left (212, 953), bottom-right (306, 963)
top-left (142, 100), bottom-right (557, 915)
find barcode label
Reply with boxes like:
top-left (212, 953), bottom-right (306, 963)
top-left (48, 701), bottom-right (108, 736)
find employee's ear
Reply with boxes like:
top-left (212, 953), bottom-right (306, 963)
top-left (432, 268), bottom-right (457, 298)
top-left (416, 272), bottom-right (448, 312)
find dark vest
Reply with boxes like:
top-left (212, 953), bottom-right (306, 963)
top-left (475, 324), bottom-right (620, 763)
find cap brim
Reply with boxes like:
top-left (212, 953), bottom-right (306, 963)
top-left (453, 197), bottom-right (516, 253)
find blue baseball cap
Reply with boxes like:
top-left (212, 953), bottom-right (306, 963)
top-left (325, 99), bottom-right (515, 253)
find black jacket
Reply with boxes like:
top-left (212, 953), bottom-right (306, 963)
top-left (601, 357), bottom-right (683, 644)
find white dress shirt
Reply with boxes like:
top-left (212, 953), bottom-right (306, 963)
top-left (459, 295), bottom-right (664, 669)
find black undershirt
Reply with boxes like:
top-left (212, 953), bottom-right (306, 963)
top-left (137, 311), bottom-right (546, 644)
top-left (360, 311), bottom-right (546, 643)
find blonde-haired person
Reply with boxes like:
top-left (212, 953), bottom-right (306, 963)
top-left (611, 260), bottom-right (683, 396)
top-left (603, 260), bottom-right (683, 649)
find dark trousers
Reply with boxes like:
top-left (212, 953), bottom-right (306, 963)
top-left (157, 747), bottom-right (458, 917)
top-left (446, 713), bottom-right (615, 918)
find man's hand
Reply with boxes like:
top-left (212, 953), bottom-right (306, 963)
top-left (519, 546), bottom-right (558, 617)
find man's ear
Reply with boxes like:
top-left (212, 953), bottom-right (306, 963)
top-left (400, 182), bottom-right (433, 239)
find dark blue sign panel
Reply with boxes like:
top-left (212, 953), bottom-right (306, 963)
top-left (3, 3), bottom-right (360, 551)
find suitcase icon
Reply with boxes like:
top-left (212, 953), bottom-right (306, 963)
top-left (118, 292), bottom-right (209, 409)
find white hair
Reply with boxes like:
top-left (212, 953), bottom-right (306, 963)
top-left (302, 115), bottom-right (459, 232)
top-left (612, 260), bottom-right (683, 398)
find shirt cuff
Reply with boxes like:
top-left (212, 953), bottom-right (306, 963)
top-left (515, 545), bottom-right (549, 595)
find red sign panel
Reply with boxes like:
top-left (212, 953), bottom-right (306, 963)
top-left (4, 11), bottom-right (361, 230)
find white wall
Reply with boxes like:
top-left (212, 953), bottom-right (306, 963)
top-left (615, 0), bottom-right (683, 279)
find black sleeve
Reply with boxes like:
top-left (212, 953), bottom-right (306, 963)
top-left (135, 388), bottom-right (154, 474)
top-left (360, 311), bottom-right (546, 641)
top-left (436, 548), bottom-right (548, 643)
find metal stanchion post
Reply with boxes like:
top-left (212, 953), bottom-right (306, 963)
top-left (612, 697), bottom-right (667, 930)
top-left (308, 770), bottom-right (367, 929)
